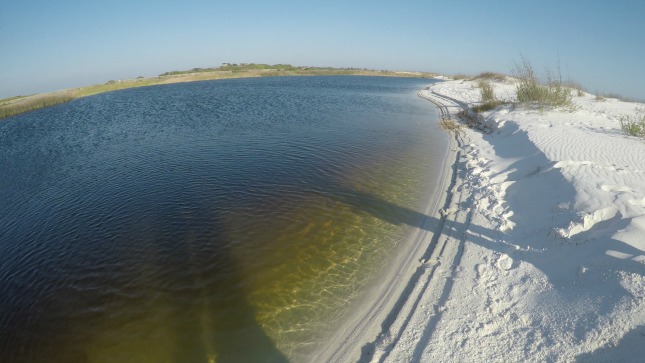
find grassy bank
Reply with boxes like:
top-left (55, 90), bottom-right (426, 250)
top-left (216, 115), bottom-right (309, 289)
top-left (0, 64), bottom-right (435, 120)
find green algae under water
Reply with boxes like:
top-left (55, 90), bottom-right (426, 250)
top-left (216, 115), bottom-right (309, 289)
top-left (0, 76), bottom-right (446, 362)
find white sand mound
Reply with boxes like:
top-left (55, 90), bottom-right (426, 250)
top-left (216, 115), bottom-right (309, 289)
top-left (395, 80), bottom-right (645, 362)
top-left (317, 79), bottom-right (645, 363)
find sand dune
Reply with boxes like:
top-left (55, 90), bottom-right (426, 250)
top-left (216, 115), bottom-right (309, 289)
top-left (321, 78), bottom-right (645, 362)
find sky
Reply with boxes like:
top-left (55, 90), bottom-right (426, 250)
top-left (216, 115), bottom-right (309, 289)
top-left (1, 0), bottom-right (644, 100)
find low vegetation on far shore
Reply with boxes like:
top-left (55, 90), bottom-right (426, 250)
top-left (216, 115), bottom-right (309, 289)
top-left (0, 63), bottom-right (435, 120)
top-left (0, 93), bottom-right (73, 119)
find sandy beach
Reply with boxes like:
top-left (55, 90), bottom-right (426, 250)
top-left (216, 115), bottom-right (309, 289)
top-left (318, 77), bottom-right (645, 362)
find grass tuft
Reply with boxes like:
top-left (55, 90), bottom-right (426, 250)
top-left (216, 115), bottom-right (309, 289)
top-left (478, 80), bottom-right (495, 102)
top-left (619, 109), bottom-right (645, 138)
top-left (514, 55), bottom-right (573, 108)
top-left (473, 80), bottom-right (507, 113)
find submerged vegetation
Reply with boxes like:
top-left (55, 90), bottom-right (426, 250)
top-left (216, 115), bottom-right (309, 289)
top-left (0, 63), bottom-right (435, 120)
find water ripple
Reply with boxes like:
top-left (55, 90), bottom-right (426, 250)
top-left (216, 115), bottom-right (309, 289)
top-left (0, 76), bottom-right (445, 362)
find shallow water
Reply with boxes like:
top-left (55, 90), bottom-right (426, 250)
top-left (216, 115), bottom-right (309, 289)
top-left (0, 76), bottom-right (446, 362)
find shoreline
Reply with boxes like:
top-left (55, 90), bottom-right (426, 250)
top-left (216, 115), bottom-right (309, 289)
top-left (320, 77), bottom-right (645, 361)
top-left (313, 90), bottom-right (464, 362)
top-left (355, 78), bottom-right (645, 361)
top-left (0, 69), bottom-right (435, 120)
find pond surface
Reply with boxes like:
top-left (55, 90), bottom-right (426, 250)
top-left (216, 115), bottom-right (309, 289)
top-left (0, 76), bottom-right (446, 362)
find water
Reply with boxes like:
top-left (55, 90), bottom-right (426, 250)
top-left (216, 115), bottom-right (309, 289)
top-left (0, 76), bottom-right (446, 362)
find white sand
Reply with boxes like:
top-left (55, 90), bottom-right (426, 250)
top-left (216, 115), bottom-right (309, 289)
top-left (318, 78), bottom-right (645, 362)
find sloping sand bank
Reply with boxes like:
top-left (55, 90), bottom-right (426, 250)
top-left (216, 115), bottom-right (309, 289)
top-left (318, 79), bottom-right (645, 362)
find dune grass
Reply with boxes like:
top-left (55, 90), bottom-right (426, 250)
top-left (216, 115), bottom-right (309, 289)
top-left (472, 79), bottom-right (506, 113)
top-left (479, 80), bottom-right (495, 102)
top-left (514, 56), bottom-right (572, 108)
top-left (619, 109), bottom-right (645, 138)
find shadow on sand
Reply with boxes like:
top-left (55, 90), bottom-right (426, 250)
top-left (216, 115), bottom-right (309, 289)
top-left (315, 125), bottom-right (645, 362)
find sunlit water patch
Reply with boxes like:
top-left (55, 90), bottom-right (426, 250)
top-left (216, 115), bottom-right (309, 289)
top-left (0, 76), bottom-right (446, 362)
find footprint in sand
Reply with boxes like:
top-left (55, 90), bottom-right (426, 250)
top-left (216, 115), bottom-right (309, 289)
top-left (496, 254), bottom-right (514, 271)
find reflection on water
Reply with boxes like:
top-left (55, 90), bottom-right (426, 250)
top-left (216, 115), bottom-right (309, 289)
top-left (0, 76), bottom-right (445, 362)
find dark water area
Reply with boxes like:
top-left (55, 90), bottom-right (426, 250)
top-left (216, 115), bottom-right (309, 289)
top-left (0, 76), bottom-right (446, 362)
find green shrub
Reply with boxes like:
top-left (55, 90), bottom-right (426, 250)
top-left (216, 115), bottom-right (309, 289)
top-left (514, 56), bottom-right (572, 108)
top-left (475, 72), bottom-right (506, 82)
top-left (473, 80), bottom-right (507, 112)
top-left (478, 80), bottom-right (495, 102)
top-left (619, 109), bottom-right (645, 138)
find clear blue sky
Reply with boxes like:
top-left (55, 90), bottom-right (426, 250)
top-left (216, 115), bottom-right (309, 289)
top-left (1, 0), bottom-right (644, 99)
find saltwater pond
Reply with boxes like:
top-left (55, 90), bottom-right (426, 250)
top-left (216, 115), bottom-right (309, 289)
top-left (0, 76), bottom-right (446, 362)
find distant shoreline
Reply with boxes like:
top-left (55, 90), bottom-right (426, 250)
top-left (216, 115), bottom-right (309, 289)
top-left (0, 65), bottom-right (436, 120)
